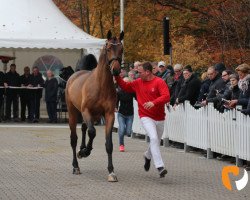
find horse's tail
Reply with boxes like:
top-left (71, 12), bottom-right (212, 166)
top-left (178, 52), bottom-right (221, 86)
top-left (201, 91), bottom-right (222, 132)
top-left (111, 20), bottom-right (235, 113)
top-left (77, 54), bottom-right (98, 71)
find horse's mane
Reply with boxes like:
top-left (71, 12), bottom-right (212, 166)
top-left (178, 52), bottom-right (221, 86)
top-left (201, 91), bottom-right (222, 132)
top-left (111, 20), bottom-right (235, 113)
top-left (77, 54), bottom-right (98, 71)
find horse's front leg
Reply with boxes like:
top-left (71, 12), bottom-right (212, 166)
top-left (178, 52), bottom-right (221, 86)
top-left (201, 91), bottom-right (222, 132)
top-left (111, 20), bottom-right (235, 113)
top-left (80, 123), bottom-right (87, 150)
top-left (105, 112), bottom-right (118, 182)
top-left (77, 112), bottom-right (96, 158)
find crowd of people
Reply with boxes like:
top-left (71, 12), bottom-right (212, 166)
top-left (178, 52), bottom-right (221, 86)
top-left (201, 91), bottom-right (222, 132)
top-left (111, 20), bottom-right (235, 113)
top-left (117, 61), bottom-right (250, 115)
top-left (0, 64), bottom-right (58, 123)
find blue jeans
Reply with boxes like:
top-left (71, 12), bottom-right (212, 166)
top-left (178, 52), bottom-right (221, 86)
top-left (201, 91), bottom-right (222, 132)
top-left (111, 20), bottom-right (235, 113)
top-left (117, 113), bottom-right (134, 145)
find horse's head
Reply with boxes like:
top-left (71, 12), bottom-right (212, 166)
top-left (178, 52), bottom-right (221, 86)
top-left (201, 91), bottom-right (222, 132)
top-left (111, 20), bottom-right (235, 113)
top-left (104, 30), bottom-right (124, 76)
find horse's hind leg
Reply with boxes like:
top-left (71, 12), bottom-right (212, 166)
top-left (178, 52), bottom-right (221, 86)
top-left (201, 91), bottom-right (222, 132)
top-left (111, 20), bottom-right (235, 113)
top-left (68, 105), bottom-right (80, 174)
top-left (105, 112), bottom-right (118, 182)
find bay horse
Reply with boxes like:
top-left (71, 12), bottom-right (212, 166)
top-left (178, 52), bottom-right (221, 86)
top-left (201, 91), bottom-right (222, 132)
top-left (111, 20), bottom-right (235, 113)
top-left (65, 31), bottom-right (124, 182)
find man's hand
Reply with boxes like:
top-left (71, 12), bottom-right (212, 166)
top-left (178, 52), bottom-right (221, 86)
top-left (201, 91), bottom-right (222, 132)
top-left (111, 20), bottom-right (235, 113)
top-left (229, 99), bottom-right (238, 107)
top-left (143, 101), bottom-right (154, 109)
top-left (4, 83), bottom-right (8, 88)
top-left (201, 100), bottom-right (207, 106)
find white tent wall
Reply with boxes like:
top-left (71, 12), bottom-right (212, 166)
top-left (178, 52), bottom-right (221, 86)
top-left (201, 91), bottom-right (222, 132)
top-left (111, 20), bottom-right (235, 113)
top-left (0, 48), bottom-right (84, 74)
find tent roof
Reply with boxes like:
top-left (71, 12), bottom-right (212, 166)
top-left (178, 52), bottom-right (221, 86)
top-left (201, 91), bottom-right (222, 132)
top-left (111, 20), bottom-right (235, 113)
top-left (0, 0), bottom-right (105, 50)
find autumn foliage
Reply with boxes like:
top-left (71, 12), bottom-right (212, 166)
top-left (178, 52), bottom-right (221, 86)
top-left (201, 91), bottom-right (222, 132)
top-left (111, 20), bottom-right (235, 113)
top-left (53, 0), bottom-right (250, 69)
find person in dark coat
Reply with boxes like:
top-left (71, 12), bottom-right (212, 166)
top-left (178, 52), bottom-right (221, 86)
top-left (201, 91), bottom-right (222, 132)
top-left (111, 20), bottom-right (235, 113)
top-left (201, 66), bottom-right (226, 109)
top-left (20, 66), bottom-right (32, 121)
top-left (30, 66), bottom-right (44, 122)
top-left (219, 74), bottom-right (241, 112)
top-left (45, 70), bottom-right (58, 123)
top-left (170, 64), bottom-right (183, 105)
top-left (4, 64), bottom-right (20, 121)
top-left (175, 65), bottom-right (201, 106)
top-left (0, 71), bottom-right (5, 121)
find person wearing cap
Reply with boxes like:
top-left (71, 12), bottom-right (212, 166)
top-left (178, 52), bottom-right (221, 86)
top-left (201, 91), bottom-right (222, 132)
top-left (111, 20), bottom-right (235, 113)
top-left (174, 65), bottom-right (201, 106)
top-left (157, 61), bottom-right (174, 91)
top-left (114, 62), bottom-right (170, 178)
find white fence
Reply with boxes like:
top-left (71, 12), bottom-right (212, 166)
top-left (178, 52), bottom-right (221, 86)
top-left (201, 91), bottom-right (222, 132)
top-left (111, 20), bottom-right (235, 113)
top-left (114, 100), bottom-right (250, 162)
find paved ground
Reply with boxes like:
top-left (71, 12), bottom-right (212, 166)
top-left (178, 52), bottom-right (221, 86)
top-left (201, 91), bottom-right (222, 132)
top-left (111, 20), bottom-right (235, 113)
top-left (0, 124), bottom-right (249, 200)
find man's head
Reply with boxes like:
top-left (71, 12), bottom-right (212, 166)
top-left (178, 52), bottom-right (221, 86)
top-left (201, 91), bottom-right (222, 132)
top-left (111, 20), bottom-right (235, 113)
top-left (158, 61), bottom-right (166, 73)
top-left (173, 64), bottom-right (183, 76)
top-left (221, 70), bottom-right (233, 82)
top-left (138, 62), bottom-right (153, 81)
top-left (133, 61), bottom-right (141, 72)
top-left (207, 66), bottom-right (218, 80)
top-left (46, 70), bottom-right (54, 79)
top-left (32, 66), bottom-right (39, 76)
top-left (119, 68), bottom-right (127, 78)
top-left (229, 74), bottom-right (239, 87)
top-left (182, 65), bottom-right (193, 80)
top-left (23, 66), bottom-right (30, 76)
top-left (151, 62), bottom-right (158, 75)
top-left (10, 64), bottom-right (16, 73)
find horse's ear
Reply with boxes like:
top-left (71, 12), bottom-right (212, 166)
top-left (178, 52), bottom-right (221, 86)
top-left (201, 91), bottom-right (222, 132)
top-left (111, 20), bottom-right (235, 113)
top-left (119, 31), bottom-right (124, 41)
top-left (107, 30), bottom-right (112, 40)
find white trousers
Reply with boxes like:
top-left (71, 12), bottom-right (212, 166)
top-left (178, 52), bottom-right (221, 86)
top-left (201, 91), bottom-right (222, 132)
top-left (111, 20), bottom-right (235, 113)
top-left (140, 117), bottom-right (165, 168)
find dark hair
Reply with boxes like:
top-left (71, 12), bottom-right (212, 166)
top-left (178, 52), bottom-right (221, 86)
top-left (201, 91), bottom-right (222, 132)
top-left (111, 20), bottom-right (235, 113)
top-left (223, 70), bottom-right (233, 76)
top-left (10, 63), bottom-right (16, 67)
top-left (142, 62), bottom-right (152, 72)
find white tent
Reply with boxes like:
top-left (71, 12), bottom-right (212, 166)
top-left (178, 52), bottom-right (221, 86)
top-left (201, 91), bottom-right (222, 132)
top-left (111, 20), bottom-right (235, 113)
top-left (0, 0), bottom-right (105, 73)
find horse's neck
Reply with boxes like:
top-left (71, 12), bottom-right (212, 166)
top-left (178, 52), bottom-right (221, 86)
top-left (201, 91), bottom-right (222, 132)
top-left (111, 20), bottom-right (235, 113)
top-left (95, 62), bottom-right (113, 87)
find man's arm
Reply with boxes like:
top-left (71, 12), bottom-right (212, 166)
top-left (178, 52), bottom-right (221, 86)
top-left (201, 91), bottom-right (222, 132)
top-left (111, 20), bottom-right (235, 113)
top-left (115, 76), bottom-right (136, 93)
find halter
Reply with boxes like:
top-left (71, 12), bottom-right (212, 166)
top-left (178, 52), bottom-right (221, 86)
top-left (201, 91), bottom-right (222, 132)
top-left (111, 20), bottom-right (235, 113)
top-left (104, 41), bottom-right (123, 71)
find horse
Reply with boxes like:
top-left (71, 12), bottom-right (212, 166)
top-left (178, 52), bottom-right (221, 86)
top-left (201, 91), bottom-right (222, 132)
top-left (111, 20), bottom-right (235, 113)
top-left (65, 30), bottom-right (124, 182)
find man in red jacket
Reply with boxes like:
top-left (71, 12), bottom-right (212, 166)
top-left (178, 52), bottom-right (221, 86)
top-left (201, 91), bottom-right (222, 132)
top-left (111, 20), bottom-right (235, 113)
top-left (115, 62), bottom-right (170, 178)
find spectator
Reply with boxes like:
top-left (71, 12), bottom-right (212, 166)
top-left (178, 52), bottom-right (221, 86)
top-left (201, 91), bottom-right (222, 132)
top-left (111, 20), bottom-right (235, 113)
top-left (229, 63), bottom-right (250, 109)
top-left (170, 64), bottom-right (183, 105)
top-left (201, 66), bottom-right (226, 109)
top-left (30, 66), bottom-right (44, 122)
top-left (114, 62), bottom-right (170, 178)
top-left (0, 70), bottom-right (5, 122)
top-left (45, 70), bottom-right (58, 123)
top-left (4, 64), bottom-right (20, 121)
top-left (219, 74), bottom-right (241, 112)
top-left (214, 63), bottom-right (226, 75)
top-left (128, 70), bottom-right (136, 81)
top-left (157, 61), bottom-right (174, 89)
top-left (151, 62), bottom-right (159, 76)
top-left (116, 77), bottom-right (134, 152)
top-left (20, 66), bottom-right (32, 121)
top-left (197, 71), bottom-right (210, 103)
top-left (119, 68), bottom-right (127, 78)
top-left (133, 61), bottom-right (141, 79)
top-left (175, 65), bottom-right (201, 106)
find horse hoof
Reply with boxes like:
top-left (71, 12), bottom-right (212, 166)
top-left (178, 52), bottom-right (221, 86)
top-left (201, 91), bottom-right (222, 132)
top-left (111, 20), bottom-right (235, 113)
top-left (108, 172), bottom-right (118, 182)
top-left (77, 151), bottom-right (82, 159)
top-left (73, 168), bottom-right (81, 175)
top-left (78, 148), bottom-right (91, 158)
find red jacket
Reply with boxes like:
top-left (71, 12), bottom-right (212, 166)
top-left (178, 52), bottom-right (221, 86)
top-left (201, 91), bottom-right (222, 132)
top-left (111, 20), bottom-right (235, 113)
top-left (115, 76), bottom-right (170, 121)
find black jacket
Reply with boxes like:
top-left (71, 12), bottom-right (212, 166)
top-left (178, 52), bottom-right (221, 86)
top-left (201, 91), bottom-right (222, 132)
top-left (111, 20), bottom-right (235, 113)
top-left (117, 88), bottom-right (134, 116)
top-left (206, 74), bottom-right (226, 103)
top-left (30, 73), bottom-right (44, 99)
top-left (45, 78), bottom-right (58, 102)
top-left (198, 79), bottom-right (210, 102)
top-left (0, 71), bottom-right (5, 96)
top-left (20, 74), bottom-right (32, 97)
top-left (4, 70), bottom-right (20, 95)
top-left (176, 74), bottom-right (201, 105)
